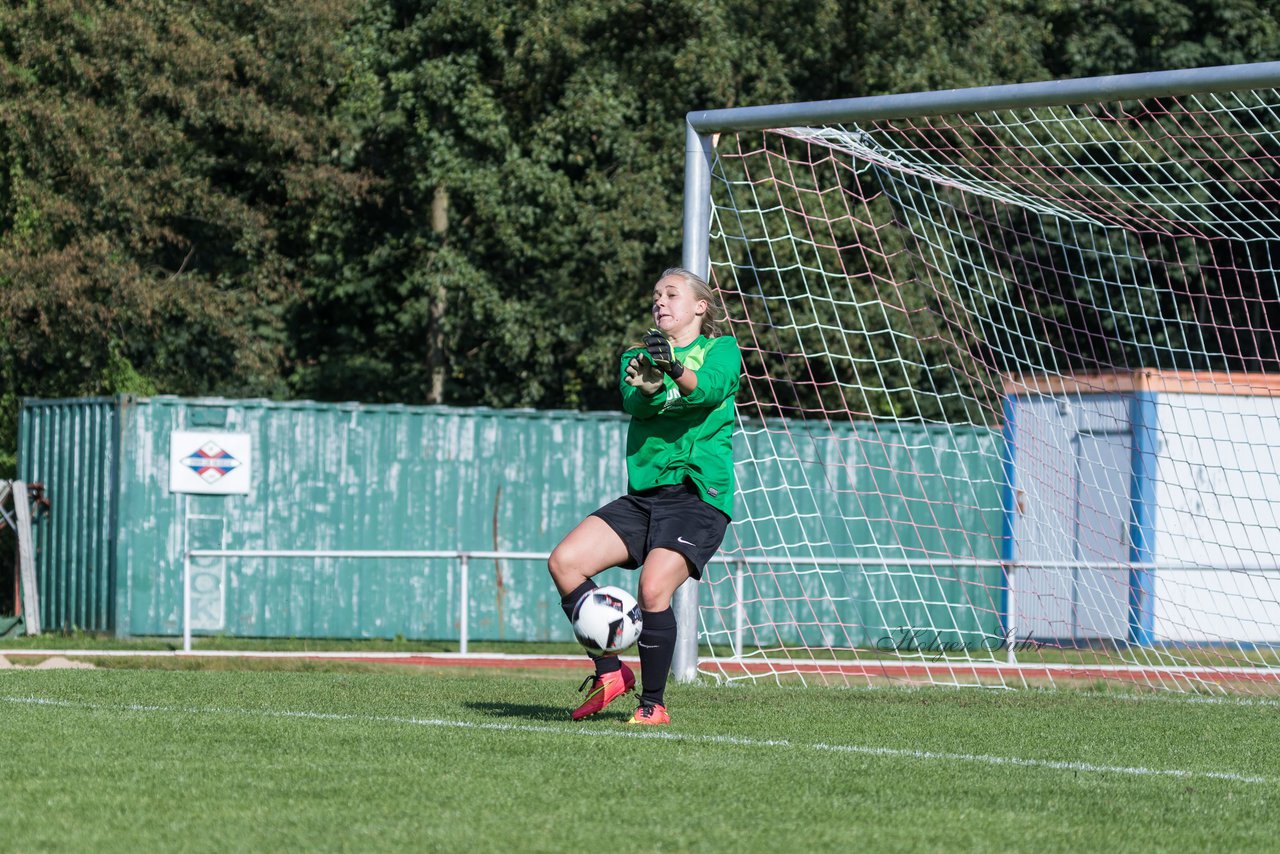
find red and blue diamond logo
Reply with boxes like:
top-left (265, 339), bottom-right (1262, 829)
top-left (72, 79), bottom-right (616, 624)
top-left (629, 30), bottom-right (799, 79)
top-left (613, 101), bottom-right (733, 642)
top-left (181, 441), bottom-right (243, 484)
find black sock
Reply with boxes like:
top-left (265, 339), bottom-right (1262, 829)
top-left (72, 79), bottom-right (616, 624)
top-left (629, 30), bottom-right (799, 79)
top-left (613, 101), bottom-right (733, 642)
top-left (559, 580), bottom-right (620, 675)
top-left (637, 607), bottom-right (677, 707)
top-left (559, 580), bottom-right (597, 621)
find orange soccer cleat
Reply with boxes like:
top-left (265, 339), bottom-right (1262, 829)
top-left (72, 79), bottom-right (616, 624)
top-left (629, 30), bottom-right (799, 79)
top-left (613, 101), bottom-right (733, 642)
top-left (570, 661), bottom-right (635, 721)
top-left (627, 702), bottom-right (670, 726)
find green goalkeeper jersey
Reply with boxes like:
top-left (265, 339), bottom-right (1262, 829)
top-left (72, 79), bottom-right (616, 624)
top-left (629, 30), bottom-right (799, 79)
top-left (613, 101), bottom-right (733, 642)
top-left (619, 334), bottom-right (740, 519)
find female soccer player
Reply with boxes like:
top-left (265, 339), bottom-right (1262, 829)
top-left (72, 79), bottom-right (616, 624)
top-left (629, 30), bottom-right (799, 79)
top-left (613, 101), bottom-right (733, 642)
top-left (547, 267), bottom-right (740, 725)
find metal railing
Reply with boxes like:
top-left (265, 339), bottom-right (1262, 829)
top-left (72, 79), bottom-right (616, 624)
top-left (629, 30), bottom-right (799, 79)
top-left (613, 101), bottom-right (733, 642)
top-left (182, 549), bottom-right (550, 655)
top-left (182, 549), bottom-right (1280, 675)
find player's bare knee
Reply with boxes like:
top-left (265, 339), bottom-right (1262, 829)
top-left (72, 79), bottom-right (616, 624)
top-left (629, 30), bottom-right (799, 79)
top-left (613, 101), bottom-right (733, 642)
top-left (636, 577), bottom-right (672, 612)
top-left (547, 546), bottom-right (582, 588)
top-left (547, 548), bottom-right (569, 583)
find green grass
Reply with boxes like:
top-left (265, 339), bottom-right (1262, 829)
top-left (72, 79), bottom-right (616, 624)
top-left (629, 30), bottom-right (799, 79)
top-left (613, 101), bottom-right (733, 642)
top-left (1, 662), bottom-right (1277, 852)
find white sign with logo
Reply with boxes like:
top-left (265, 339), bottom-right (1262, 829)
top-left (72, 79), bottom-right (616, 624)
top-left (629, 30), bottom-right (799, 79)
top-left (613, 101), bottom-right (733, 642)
top-left (169, 431), bottom-right (252, 495)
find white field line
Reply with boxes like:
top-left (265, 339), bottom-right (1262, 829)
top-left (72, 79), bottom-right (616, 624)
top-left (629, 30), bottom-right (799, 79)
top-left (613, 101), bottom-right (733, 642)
top-left (1106, 691), bottom-right (1280, 708)
top-left (1, 694), bottom-right (1269, 786)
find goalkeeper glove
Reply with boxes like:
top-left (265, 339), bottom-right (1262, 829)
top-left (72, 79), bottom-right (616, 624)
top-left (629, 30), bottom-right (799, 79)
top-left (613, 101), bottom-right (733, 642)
top-left (624, 354), bottom-right (665, 397)
top-left (643, 328), bottom-right (685, 379)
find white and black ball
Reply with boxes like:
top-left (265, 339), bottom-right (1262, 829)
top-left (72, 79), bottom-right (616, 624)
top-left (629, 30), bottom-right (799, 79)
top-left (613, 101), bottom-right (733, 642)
top-left (571, 586), bottom-right (643, 655)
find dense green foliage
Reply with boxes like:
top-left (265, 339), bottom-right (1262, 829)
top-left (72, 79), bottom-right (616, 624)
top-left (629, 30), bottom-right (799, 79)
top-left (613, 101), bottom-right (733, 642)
top-left (1, 667), bottom-right (1277, 850)
top-left (0, 0), bottom-right (365, 471)
top-left (2, 0), bottom-right (1279, 470)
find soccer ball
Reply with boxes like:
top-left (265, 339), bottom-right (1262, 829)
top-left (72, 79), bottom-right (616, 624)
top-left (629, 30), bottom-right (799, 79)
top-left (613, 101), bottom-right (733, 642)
top-left (571, 586), bottom-right (643, 655)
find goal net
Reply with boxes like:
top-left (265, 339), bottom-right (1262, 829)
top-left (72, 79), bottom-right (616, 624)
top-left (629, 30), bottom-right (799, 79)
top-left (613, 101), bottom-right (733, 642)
top-left (691, 65), bottom-right (1280, 693)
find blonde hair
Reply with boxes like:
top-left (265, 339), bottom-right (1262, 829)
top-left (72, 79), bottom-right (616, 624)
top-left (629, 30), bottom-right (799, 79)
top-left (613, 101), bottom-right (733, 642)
top-left (657, 267), bottom-right (729, 338)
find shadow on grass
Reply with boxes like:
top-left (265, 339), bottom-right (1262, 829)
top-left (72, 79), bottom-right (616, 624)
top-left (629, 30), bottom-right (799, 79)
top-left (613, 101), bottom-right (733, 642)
top-left (464, 701), bottom-right (570, 722)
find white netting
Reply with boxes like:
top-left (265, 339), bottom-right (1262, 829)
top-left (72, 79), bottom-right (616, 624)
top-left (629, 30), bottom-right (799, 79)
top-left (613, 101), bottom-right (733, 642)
top-left (701, 87), bottom-right (1280, 692)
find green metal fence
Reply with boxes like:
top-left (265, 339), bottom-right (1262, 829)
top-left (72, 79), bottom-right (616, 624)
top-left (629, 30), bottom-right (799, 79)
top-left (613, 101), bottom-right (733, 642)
top-left (19, 396), bottom-right (1004, 642)
top-left (714, 423), bottom-right (1006, 648)
top-left (17, 398), bottom-right (118, 632)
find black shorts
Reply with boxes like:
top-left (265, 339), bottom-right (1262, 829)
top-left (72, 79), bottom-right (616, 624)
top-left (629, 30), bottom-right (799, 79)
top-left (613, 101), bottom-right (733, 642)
top-left (590, 482), bottom-right (730, 580)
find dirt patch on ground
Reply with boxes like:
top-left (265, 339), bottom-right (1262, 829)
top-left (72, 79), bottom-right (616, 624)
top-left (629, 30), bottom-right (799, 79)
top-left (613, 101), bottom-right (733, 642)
top-left (0, 654), bottom-right (96, 670)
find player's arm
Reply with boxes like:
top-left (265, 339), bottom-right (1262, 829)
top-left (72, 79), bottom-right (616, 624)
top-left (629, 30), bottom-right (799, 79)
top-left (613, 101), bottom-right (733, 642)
top-left (619, 350), bottom-right (665, 419)
top-left (644, 331), bottom-right (740, 408)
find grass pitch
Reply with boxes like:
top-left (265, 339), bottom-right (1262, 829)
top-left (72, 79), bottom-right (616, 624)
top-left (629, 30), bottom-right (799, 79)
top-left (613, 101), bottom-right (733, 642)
top-left (1, 661), bottom-right (1277, 852)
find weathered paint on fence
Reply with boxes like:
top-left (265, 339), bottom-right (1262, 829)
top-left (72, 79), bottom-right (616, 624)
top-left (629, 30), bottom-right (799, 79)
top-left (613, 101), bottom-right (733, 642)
top-left (19, 395), bottom-right (1003, 643)
top-left (17, 398), bottom-right (118, 632)
top-left (718, 422), bottom-right (1006, 648)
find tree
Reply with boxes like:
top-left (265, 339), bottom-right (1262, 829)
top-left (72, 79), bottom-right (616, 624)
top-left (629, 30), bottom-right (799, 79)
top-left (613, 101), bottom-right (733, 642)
top-left (292, 0), bottom-right (1056, 414)
top-left (0, 0), bottom-right (366, 473)
top-left (293, 0), bottom-right (811, 410)
top-left (5, 0), bottom-right (1278, 467)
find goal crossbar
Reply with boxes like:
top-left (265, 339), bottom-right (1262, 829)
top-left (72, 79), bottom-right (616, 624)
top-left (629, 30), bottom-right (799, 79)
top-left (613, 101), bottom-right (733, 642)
top-left (688, 61), bottom-right (1280, 132)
